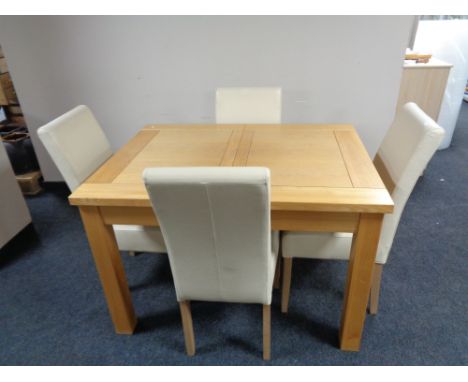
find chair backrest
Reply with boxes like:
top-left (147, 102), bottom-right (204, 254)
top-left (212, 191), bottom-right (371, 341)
top-left (375, 102), bottom-right (444, 263)
top-left (37, 105), bottom-right (112, 191)
top-left (143, 167), bottom-right (275, 305)
top-left (216, 87), bottom-right (282, 124)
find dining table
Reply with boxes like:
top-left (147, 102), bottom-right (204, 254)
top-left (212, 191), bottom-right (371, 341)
top-left (68, 123), bottom-right (394, 352)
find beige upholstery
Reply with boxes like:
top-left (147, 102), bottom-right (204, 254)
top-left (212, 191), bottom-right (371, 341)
top-left (283, 103), bottom-right (445, 264)
top-left (144, 167), bottom-right (278, 304)
top-left (37, 105), bottom-right (166, 254)
top-left (282, 232), bottom-right (353, 261)
top-left (112, 224), bottom-right (166, 253)
top-left (281, 102), bottom-right (445, 313)
top-left (216, 87), bottom-right (282, 124)
top-left (376, 102), bottom-right (444, 262)
top-left (215, 85), bottom-right (281, 284)
top-left (37, 106), bottom-right (112, 191)
top-left (144, 167), bottom-right (278, 359)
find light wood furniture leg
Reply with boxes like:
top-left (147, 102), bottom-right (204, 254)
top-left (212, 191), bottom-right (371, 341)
top-left (273, 256), bottom-right (281, 289)
top-left (79, 206), bottom-right (137, 334)
top-left (369, 263), bottom-right (383, 315)
top-left (179, 301), bottom-right (195, 356)
top-left (263, 304), bottom-right (271, 361)
top-left (340, 213), bottom-right (384, 351)
top-left (128, 251), bottom-right (136, 257)
top-left (281, 258), bottom-right (293, 313)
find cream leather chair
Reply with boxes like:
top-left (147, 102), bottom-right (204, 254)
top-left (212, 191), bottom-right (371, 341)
top-left (37, 105), bottom-right (166, 254)
top-left (281, 102), bottom-right (445, 314)
top-left (216, 87), bottom-right (282, 124)
top-left (143, 167), bottom-right (279, 360)
top-left (216, 86), bottom-right (282, 288)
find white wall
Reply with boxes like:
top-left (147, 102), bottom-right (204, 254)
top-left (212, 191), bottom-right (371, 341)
top-left (0, 16), bottom-right (413, 181)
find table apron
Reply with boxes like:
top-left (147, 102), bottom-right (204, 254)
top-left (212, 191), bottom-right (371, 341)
top-left (99, 206), bottom-right (359, 233)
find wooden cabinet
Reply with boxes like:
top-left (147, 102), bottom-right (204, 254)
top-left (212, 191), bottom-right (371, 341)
top-left (397, 59), bottom-right (452, 121)
top-left (0, 139), bottom-right (31, 248)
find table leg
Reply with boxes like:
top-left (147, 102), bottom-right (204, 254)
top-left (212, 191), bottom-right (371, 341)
top-left (79, 206), bottom-right (137, 334)
top-left (339, 213), bottom-right (384, 351)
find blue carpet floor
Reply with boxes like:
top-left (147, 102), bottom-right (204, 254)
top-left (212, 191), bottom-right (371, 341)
top-left (1, 105), bottom-right (468, 365)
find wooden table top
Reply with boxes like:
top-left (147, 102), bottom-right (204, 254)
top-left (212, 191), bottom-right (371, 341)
top-left (69, 124), bottom-right (393, 213)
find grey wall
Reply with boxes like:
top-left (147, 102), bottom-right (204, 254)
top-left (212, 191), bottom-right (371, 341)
top-left (0, 16), bottom-right (413, 181)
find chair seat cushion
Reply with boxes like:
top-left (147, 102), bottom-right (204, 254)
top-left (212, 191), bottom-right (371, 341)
top-left (281, 231), bottom-right (353, 260)
top-left (113, 225), bottom-right (167, 253)
top-left (272, 230), bottom-right (280, 255)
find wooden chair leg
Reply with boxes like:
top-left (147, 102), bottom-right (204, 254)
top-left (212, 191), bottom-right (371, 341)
top-left (273, 256), bottom-right (281, 289)
top-left (369, 264), bottom-right (383, 315)
top-left (263, 304), bottom-right (271, 361)
top-left (281, 258), bottom-right (293, 313)
top-left (179, 301), bottom-right (196, 356)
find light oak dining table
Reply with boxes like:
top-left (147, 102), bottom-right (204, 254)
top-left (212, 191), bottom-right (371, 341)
top-left (69, 124), bottom-right (394, 352)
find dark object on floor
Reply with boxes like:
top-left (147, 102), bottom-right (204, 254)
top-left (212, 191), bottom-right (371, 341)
top-left (2, 131), bottom-right (40, 174)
